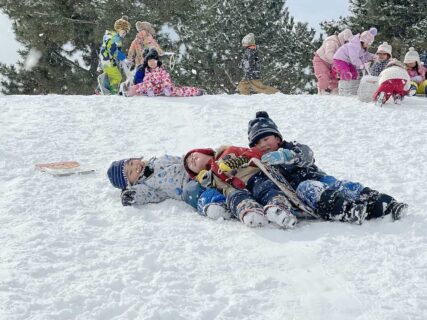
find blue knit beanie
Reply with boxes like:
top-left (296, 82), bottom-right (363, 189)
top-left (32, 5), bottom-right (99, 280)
top-left (248, 111), bottom-right (283, 147)
top-left (107, 159), bottom-right (128, 189)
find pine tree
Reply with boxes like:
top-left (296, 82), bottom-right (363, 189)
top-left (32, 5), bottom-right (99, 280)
top-left (168, 0), bottom-right (317, 93)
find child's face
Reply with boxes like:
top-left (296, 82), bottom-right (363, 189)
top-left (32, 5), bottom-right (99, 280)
top-left (147, 59), bottom-right (157, 69)
top-left (377, 52), bottom-right (389, 61)
top-left (361, 42), bottom-right (369, 49)
top-left (118, 29), bottom-right (127, 38)
top-left (186, 152), bottom-right (213, 174)
top-left (254, 135), bottom-right (282, 154)
top-left (405, 62), bottom-right (416, 69)
top-left (124, 159), bottom-right (145, 185)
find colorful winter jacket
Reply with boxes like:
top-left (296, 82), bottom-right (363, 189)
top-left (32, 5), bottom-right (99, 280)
top-left (379, 66), bottom-right (410, 90)
top-left (128, 155), bottom-right (191, 205)
top-left (369, 59), bottom-right (390, 77)
top-left (406, 64), bottom-right (426, 84)
top-left (275, 140), bottom-right (326, 190)
top-left (316, 31), bottom-right (351, 65)
top-left (128, 32), bottom-right (163, 67)
top-left (333, 34), bottom-right (375, 69)
top-left (186, 146), bottom-right (263, 196)
top-left (100, 30), bottom-right (126, 67)
top-left (239, 46), bottom-right (261, 80)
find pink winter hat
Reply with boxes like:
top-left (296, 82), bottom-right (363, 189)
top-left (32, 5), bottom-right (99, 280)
top-left (360, 27), bottom-right (377, 46)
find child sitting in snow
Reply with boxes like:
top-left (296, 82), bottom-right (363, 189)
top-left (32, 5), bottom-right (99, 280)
top-left (249, 111), bottom-right (408, 223)
top-left (237, 33), bottom-right (279, 95)
top-left (373, 59), bottom-right (410, 104)
top-left (313, 29), bottom-right (353, 94)
top-left (404, 47), bottom-right (427, 96)
top-left (183, 146), bottom-right (298, 229)
top-left (99, 16), bottom-right (131, 94)
top-left (333, 27), bottom-right (377, 81)
top-left (369, 42), bottom-right (392, 76)
top-left (127, 48), bottom-right (203, 97)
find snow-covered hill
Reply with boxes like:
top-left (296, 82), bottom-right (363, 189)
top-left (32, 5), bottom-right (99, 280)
top-left (1, 93), bottom-right (426, 320)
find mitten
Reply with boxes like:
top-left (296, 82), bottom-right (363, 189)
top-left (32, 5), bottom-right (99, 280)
top-left (261, 148), bottom-right (296, 165)
top-left (121, 189), bottom-right (136, 206)
top-left (219, 156), bottom-right (249, 172)
top-left (196, 169), bottom-right (213, 188)
top-left (163, 86), bottom-right (172, 96)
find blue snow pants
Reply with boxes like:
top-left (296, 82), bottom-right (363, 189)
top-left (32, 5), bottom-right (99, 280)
top-left (296, 175), bottom-right (365, 209)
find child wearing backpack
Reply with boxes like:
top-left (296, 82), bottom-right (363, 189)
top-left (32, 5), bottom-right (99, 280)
top-left (99, 16), bottom-right (131, 94)
top-left (404, 47), bottom-right (427, 96)
top-left (237, 33), bottom-right (279, 95)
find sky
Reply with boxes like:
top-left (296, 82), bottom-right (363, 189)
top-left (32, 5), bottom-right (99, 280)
top-left (0, 1), bottom-right (350, 65)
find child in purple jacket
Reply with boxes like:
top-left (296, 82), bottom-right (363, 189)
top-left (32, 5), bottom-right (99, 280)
top-left (333, 27), bottom-right (377, 81)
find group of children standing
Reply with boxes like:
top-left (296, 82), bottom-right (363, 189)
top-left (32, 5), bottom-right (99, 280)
top-left (313, 26), bottom-right (427, 103)
top-left (98, 16), bottom-right (279, 96)
top-left (107, 111), bottom-right (408, 230)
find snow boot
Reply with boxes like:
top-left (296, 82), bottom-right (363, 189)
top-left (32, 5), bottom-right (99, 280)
top-left (409, 84), bottom-right (417, 96)
top-left (264, 205), bottom-right (297, 229)
top-left (227, 191), bottom-right (267, 227)
top-left (384, 201), bottom-right (408, 221)
top-left (316, 189), bottom-right (368, 224)
top-left (205, 203), bottom-right (231, 220)
top-left (242, 209), bottom-right (268, 227)
top-left (393, 94), bottom-right (403, 104)
top-left (359, 187), bottom-right (394, 220)
top-left (376, 92), bottom-right (386, 107)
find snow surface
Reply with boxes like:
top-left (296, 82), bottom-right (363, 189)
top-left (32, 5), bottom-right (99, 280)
top-left (1, 93), bottom-right (427, 320)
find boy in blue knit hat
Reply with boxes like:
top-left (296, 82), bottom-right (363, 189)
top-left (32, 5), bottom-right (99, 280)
top-left (107, 155), bottom-right (191, 206)
top-left (107, 155), bottom-right (230, 221)
top-left (248, 111), bottom-right (408, 223)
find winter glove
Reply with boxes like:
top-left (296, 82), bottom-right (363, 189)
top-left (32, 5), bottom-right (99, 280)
top-left (411, 75), bottom-right (422, 83)
top-left (261, 148), bottom-right (296, 166)
top-left (117, 51), bottom-right (126, 62)
top-left (218, 156), bottom-right (249, 172)
top-left (121, 189), bottom-right (136, 206)
top-left (196, 169), bottom-right (213, 188)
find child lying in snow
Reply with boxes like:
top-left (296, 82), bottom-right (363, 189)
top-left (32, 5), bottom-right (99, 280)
top-left (107, 155), bottom-right (229, 219)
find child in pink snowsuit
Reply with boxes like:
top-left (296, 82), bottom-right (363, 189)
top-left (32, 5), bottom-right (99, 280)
top-left (333, 27), bottom-right (377, 81)
top-left (128, 48), bottom-right (203, 97)
top-left (313, 29), bottom-right (353, 94)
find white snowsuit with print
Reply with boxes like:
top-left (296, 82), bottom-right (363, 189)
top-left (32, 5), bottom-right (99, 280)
top-left (129, 155), bottom-right (191, 205)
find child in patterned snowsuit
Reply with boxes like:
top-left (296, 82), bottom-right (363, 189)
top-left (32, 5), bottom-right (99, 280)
top-left (107, 155), bottom-right (191, 206)
top-left (250, 111), bottom-right (408, 223)
top-left (128, 48), bottom-right (203, 97)
top-left (333, 27), bottom-right (377, 81)
top-left (313, 29), bottom-right (353, 94)
top-left (404, 47), bottom-right (427, 96)
top-left (237, 33), bottom-right (279, 95)
top-left (373, 59), bottom-right (410, 104)
top-left (99, 16), bottom-right (131, 94)
top-left (183, 146), bottom-right (298, 229)
top-left (369, 42), bottom-right (392, 76)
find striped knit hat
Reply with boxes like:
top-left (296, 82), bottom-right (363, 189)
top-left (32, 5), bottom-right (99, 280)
top-left (107, 159), bottom-right (129, 189)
